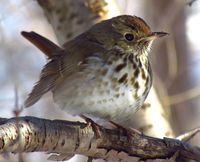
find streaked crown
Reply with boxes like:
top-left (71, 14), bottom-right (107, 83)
top-left (84, 15), bottom-right (167, 55)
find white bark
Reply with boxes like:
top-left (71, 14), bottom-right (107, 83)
top-left (0, 116), bottom-right (199, 161)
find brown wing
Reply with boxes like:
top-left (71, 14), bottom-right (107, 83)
top-left (22, 31), bottom-right (106, 107)
top-left (21, 31), bottom-right (66, 107)
top-left (24, 58), bottom-right (62, 107)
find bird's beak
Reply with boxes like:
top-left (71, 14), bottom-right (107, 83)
top-left (145, 32), bottom-right (169, 41)
top-left (151, 32), bottom-right (169, 38)
top-left (137, 32), bottom-right (168, 42)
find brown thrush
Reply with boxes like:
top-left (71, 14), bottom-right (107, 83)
top-left (22, 15), bottom-right (167, 125)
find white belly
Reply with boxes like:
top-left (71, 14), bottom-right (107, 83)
top-left (53, 55), bottom-right (150, 124)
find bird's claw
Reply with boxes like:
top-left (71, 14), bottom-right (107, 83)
top-left (109, 121), bottom-right (141, 141)
top-left (80, 115), bottom-right (102, 138)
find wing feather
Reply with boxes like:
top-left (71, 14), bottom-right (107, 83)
top-left (22, 31), bottom-right (106, 107)
top-left (24, 58), bottom-right (62, 107)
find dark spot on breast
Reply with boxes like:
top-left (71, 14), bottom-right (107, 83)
top-left (131, 77), bottom-right (135, 84)
top-left (135, 56), bottom-right (139, 62)
top-left (55, 9), bottom-right (61, 14)
top-left (141, 69), bottom-right (146, 79)
top-left (119, 52), bottom-right (125, 57)
top-left (112, 77), bottom-right (118, 83)
top-left (57, 25), bottom-right (61, 30)
top-left (132, 62), bottom-right (137, 69)
top-left (123, 56), bottom-right (127, 62)
top-left (128, 54), bottom-right (134, 63)
top-left (66, 32), bottom-right (73, 39)
top-left (69, 12), bottom-right (77, 20)
top-left (115, 94), bottom-right (120, 98)
top-left (115, 63), bottom-right (127, 72)
top-left (133, 93), bottom-right (138, 99)
top-left (134, 81), bottom-right (139, 89)
top-left (134, 69), bottom-right (140, 77)
top-left (118, 73), bottom-right (128, 84)
top-left (61, 139), bottom-right (65, 146)
top-left (115, 51), bottom-right (125, 57)
top-left (58, 15), bottom-right (65, 22)
top-left (138, 60), bottom-right (142, 68)
top-left (77, 19), bottom-right (84, 25)
top-left (52, 146), bottom-right (57, 150)
top-left (145, 77), bottom-right (149, 86)
top-left (42, 139), bottom-right (45, 145)
top-left (101, 68), bottom-right (108, 76)
top-left (108, 61), bottom-right (112, 65)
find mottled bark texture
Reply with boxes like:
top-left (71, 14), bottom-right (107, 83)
top-left (0, 116), bottom-right (199, 161)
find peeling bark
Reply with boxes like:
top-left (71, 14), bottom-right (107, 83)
top-left (0, 116), bottom-right (199, 161)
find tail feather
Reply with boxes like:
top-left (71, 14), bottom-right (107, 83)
top-left (21, 31), bottom-right (62, 58)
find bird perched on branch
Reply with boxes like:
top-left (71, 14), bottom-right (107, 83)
top-left (22, 15), bottom-right (167, 126)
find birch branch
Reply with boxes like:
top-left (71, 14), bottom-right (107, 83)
top-left (0, 116), bottom-right (199, 161)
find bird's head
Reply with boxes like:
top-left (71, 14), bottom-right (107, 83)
top-left (86, 15), bottom-right (168, 55)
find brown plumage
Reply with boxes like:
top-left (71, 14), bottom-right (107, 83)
top-left (22, 15), bottom-right (167, 124)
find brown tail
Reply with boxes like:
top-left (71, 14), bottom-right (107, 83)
top-left (21, 31), bottom-right (61, 58)
top-left (22, 31), bottom-right (64, 107)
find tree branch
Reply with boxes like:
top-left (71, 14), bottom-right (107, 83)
top-left (0, 116), bottom-right (199, 161)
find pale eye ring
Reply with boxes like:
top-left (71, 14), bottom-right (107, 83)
top-left (124, 33), bottom-right (134, 41)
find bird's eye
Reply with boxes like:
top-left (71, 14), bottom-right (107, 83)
top-left (124, 33), bottom-right (134, 41)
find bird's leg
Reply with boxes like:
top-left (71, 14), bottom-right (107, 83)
top-left (80, 115), bottom-right (102, 138)
top-left (109, 121), bottom-right (141, 140)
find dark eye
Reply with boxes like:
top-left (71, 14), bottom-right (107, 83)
top-left (124, 33), bottom-right (134, 41)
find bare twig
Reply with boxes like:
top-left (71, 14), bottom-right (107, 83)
top-left (187, 0), bottom-right (198, 6)
top-left (163, 85), bottom-right (200, 106)
top-left (13, 85), bottom-right (24, 162)
top-left (176, 127), bottom-right (200, 142)
top-left (165, 32), bottom-right (178, 88)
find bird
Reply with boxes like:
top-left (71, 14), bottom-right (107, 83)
top-left (22, 15), bottom-right (168, 126)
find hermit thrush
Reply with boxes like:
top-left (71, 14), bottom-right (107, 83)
top-left (22, 15), bottom-right (167, 125)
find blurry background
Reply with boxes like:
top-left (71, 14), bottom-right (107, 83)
top-left (0, 0), bottom-right (200, 161)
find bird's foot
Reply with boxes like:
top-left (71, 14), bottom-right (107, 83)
top-left (109, 121), bottom-right (141, 141)
top-left (80, 115), bottom-right (102, 139)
